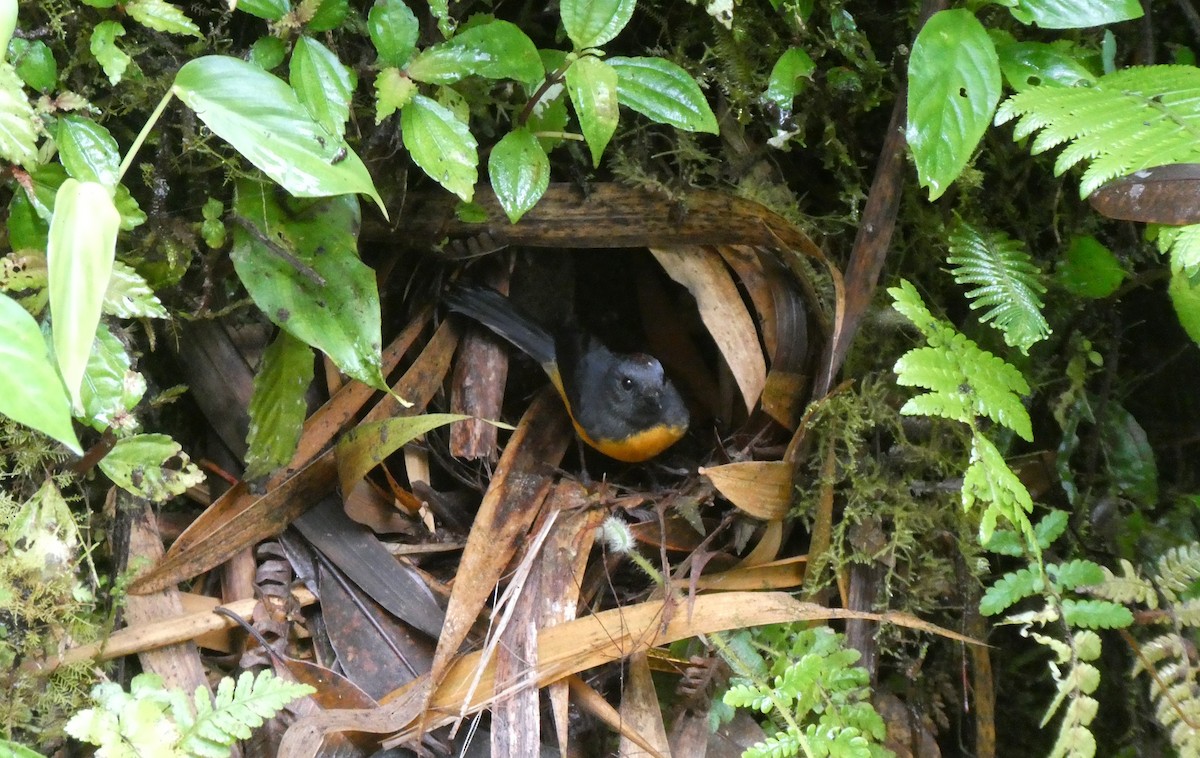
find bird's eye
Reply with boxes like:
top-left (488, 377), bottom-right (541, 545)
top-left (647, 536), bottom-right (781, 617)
top-left (620, 376), bottom-right (634, 391)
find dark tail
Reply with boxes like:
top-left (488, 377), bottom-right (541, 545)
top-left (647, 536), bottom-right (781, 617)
top-left (443, 285), bottom-right (556, 366)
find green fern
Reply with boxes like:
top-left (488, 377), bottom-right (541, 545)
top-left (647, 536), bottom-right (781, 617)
top-left (995, 65), bottom-right (1200, 197)
top-left (1155, 224), bottom-right (1200, 278)
top-left (1154, 543), bottom-right (1200, 601)
top-left (947, 219), bottom-right (1050, 354)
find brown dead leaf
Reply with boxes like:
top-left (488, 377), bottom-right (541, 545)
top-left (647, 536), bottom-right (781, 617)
top-left (699, 461), bottom-right (792, 520)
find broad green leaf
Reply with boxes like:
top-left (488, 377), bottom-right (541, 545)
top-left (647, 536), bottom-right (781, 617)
top-left (7, 193), bottom-right (47, 251)
top-left (98, 433), bottom-right (205, 501)
top-left (337, 413), bottom-right (476, 493)
top-left (374, 66), bottom-right (416, 123)
top-left (124, 0), bottom-right (201, 37)
top-left (57, 116), bottom-right (121, 189)
top-left (90, 22), bottom-right (131, 85)
top-left (104, 260), bottom-right (168, 318)
top-left (290, 36), bottom-right (355, 140)
top-left (906, 9), bottom-right (1000, 200)
top-left (1170, 265), bottom-right (1200, 347)
top-left (995, 40), bottom-right (1096, 91)
top-left (1008, 0), bottom-right (1142, 29)
top-left (250, 36), bottom-right (287, 71)
top-left (400, 94), bottom-right (478, 201)
top-left (306, 0), bottom-right (348, 31)
top-left (47, 179), bottom-right (119, 412)
top-left (173, 56), bottom-right (384, 214)
top-left (79, 323), bottom-right (146, 433)
top-left (1099, 402), bottom-right (1158, 506)
top-left (561, 0), bottom-right (636, 48)
top-left (608, 56), bottom-right (717, 134)
top-left (237, 0), bottom-right (289, 20)
top-left (0, 293), bottom-right (80, 453)
top-left (1057, 235), bottom-right (1124, 298)
top-left (763, 47), bottom-right (816, 111)
top-left (406, 20), bottom-right (541, 86)
top-left (0, 62), bottom-right (37, 169)
top-left (232, 179), bottom-right (387, 391)
top-left (369, 0), bottom-right (418, 68)
top-left (565, 55), bottom-right (618, 167)
top-left (0, 0), bottom-right (14, 60)
top-left (489, 128), bottom-right (549, 223)
top-left (9, 39), bottom-right (58, 92)
top-left (244, 330), bottom-right (313, 480)
top-left (0, 738), bottom-right (48, 758)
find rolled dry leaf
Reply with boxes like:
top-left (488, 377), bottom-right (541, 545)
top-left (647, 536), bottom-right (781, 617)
top-left (699, 460), bottom-right (793, 520)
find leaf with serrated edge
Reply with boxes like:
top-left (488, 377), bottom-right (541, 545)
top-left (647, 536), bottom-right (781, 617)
top-left (173, 56), bottom-right (384, 214)
top-left (0, 63), bottom-right (37, 168)
top-left (560, 0), bottom-right (636, 48)
top-left (400, 94), bottom-right (477, 201)
top-left (90, 22), bottom-right (131, 85)
top-left (124, 0), bottom-right (201, 36)
top-left (565, 55), bottom-right (618, 167)
top-left (489, 128), bottom-right (549, 223)
top-left (48, 179), bottom-right (120, 412)
top-left (906, 9), bottom-right (1000, 200)
top-left (57, 116), bottom-right (121, 189)
top-left (97, 433), bottom-right (205, 502)
top-left (104, 261), bottom-right (168, 318)
top-left (244, 330), bottom-right (313, 480)
top-left (0, 294), bottom-right (81, 453)
top-left (609, 56), bottom-right (717, 133)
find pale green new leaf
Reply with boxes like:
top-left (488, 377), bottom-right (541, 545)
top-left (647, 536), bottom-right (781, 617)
top-left (947, 219), bottom-right (1049, 353)
top-left (90, 21), bottom-right (132, 85)
top-left (231, 180), bottom-right (387, 392)
top-left (996, 66), bottom-right (1200, 197)
top-left (244, 330), bottom-right (314, 480)
top-left (0, 293), bottom-right (81, 453)
top-left (290, 36), bottom-right (355, 140)
top-left (125, 0), bottom-right (202, 37)
top-left (98, 433), bottom-right (205, 501)
top-left (560, 0), bottom-right (636, 48)
top-left (47, 179), bottom-right (120, 412)
top-left (565, 55), bottom-right (618, 167)
top-left (374, 66), bottom-right (415, 123)
top-left (906, 9), bottom-right (1000, 200)
top-left (0, 62), bottom-right (37, 169)
top-left (608, 56), bottom-right (717, 134)
top-left (173, 56), bottom-right (385, 213)
top-left (57, 116), bottom-right (121, 189)
top-left (1008, 0), bottom-right (1142, 29)
top-left (400, 94), bottom-right (478, 201)
top-left (488, 127), bottom-right (549, 223)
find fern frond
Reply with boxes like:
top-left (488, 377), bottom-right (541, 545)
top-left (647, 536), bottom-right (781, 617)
top-left (996, 66), bottom-right (1200, 197)
top-left (981, 567), bottom-right (1041, 615)
top-left (743, 726), bottom-right (802, 758)
top-left (178, 671), bottom-right (313, 756)
top-left (964, 435), bottom-right (1034, 544)
top-left (1083, 559), bottom-right (1157, 607)
top-left (1156, 224), bottom-right (1200, 278)
top-left (1060, 598), bottom-right (1134, 629)
top-left (1155, 543), bottom-right (1200, 602)
top-left (947, 220), bottom-right (1050, 353)
top-left (1049, 560), bottom-right (1106, 592)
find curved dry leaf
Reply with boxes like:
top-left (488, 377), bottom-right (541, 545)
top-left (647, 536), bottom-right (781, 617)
top-left (650, 245), bottom-right (766, 413)
top-left (700, 460), bottom-right (793, 520)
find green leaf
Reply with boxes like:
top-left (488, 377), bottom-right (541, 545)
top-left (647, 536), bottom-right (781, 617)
top-left (1034, 509), bottom-right (1070, 548)
top-left (56, 116), bottom-right (121, 189)
top-left (1058, 235), bottom-right (1125, 298)
top-left (608, 56), bottom-right (717, 134)
top-left (996, 40), bottom-right (1096, 92)
top-left (0, 293), bottom-right (81, 453)
top-left (290, 36), bottom-right (355, 140)
top-left (201, 197), bottom-right (226, 248)
top-left (47, 179), bottom-right (120, 412)
top-left (244, 330), bottom-right (313, 480)
top-left (964, 435), bottom-right (1034, 543)
top-left (981, 567), bottom-right (1039, 615)
top-left (90, 21), bottom-right (131, 86)
top-left (406, 20), bottom-right (542, 86)
top-left (1007, 0), bottom-right (1142, 29)
top-left (560, 0), bottom-right (636, 48)
top-left (0, 0), bottom-right (14, 60)
top-left (7, 192), bottom-right (47, 251)
top-left (98, 433), bottom-right (205, 501)
top-left (9, 39), bottom-right (58, 92)
top-left (79, 323), bottom-right (146, 433)
top-left (232, 180), bottom-right (387, 391)
top-left (306, 0), bottom-right (348, 31)
top-left (1159, 224), bottom-right (1200, 278)
top-left (236, 0), bottom-right (289, 20)
top-left (1098, 402), bottom-right (1158, 506)
top-left (946, 218), bottom-right (1050, 353)
top-left (0, 739), bottom-right (47, 758)
top-left (250, 36), bottom-right (287, 71)
top-left (337, 413), bottom-right (478, 493)
top-left (565, 55), bottom-right (618, 167)
top-left (0, 62), bottom-right (37, 169)
top-left (1060, 598), bottom-right (1134, 629)
top-left (1049, 559), bottom-right (1106, 590)
top-left (906, 9), bottom-right (1000, 200)
top-left (173, 56), bottom-right (384, 214)
top-left (368, 0), bottom-right (419, 68)
top-left (400, 93), bottom-right (478, 201)
top-left (488, 128), bottom-right (549, 223)
top-left (1170, 263), bottom-right (1200, 347)
top-left (104, 260), bottom-right (168, 318)
top-left (764, 47), bottom-right (816, 111)
top-left (124, 0), bottom-right (202, 37)
top-left (374, 66), bottom-right (415, 123)
top-left (180, 671), bottom-right (313, 754)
